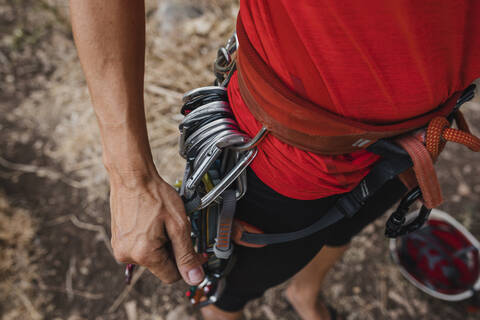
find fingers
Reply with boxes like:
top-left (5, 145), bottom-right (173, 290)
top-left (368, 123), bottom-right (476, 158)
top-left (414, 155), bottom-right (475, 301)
top-left (160, 183), bottom-right (206, 285)
top-left (112, 237), bottom-right (181, 284)
top-left (110, 179), bottom-right (206, 286)
top-left (143, 245), bottom-right (181, 284)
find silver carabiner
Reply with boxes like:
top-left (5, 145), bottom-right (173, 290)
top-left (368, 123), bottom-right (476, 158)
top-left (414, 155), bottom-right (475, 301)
top-left (182, 120), bottom-right (239, 158)
top-left (225, 33), bottom-right (238, 56)
top-left (185, 134), bottom-right (248, 194)
top-left (183, 86), bottom-right (227, 103)
top-left (179, 103), bottom-right (233, 156)
top-left (198, 148), bottom-right (257, 210)
top-left (180, 101), bottom-right (231, 127)
top-left (230, 126), bottom-right (268, 152)
top-left (193, 131), bottom-right (248, 169)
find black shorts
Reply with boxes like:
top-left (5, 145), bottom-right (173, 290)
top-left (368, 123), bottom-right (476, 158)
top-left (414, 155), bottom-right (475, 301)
top-left (214, 167), bottom-right (407, 311)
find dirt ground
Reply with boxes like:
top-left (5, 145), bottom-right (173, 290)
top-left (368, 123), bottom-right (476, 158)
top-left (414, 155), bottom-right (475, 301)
top-left (1, 1), bottom-right (480, 319)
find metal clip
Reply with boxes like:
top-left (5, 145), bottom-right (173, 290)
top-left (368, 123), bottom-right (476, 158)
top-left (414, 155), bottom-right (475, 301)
top-left (183, 86), bottom-right (227, 103)
top-left (198, 148), bottom-right (257, 210)
top-left (231, 126), bottom-right (268, 152)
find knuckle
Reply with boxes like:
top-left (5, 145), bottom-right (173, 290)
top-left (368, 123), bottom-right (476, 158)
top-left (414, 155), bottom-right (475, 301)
top-left (112, 244), bottom-right (129, 263)
top-left (177, 251), bottom-right (197, 268)
top-left (171, 218), bottom-right (189, 234)
top-left (131, 243), bottom-right (151, 265)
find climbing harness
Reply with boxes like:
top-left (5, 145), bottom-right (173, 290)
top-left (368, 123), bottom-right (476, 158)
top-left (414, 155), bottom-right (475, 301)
top-left (390, 209), bottom-right (480, 310)
top-left (125, 28), bottom-right (480, 308)
top-left (228, 84), bottom-right (479, 247)
top-left (230, 15), bottom-right (480, 243)
top-left (177, 31), bottom-right (479, 305)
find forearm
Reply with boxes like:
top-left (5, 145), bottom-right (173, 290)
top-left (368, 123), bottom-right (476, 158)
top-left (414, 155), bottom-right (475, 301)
top-left (70, 0), bottom-right (155, 183)
top-left (69, 1), bottom-right (205, 285)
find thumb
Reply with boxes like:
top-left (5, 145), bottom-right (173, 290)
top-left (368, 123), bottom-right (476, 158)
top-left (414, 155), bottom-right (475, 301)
top-left (167, 219), bottom-right (205, 285)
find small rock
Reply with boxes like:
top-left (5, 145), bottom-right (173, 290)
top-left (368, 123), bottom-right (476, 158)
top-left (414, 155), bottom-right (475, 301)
top-left (183, 15), bottom-right (214, 36)
top-left (156, 0), bottom-right (204, 35)
top-left (363, 224), bottom-right (375, 234)
top-left (457, 183), bottom-right (471, 196)
top-left (451, 194), bottom-right (461, 202)
top-left (166, 305), bottom-right (195, 320)
top-left (125, 300), bottom-right (137, 320)
top-left (79, 266), bottom-right (88, 275)
top-left (143, 298), bottom-right (151, 307)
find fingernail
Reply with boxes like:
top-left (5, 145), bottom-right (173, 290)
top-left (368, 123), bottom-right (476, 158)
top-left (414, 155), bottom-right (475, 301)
top-left (188, 267), bottom-right (204, 284)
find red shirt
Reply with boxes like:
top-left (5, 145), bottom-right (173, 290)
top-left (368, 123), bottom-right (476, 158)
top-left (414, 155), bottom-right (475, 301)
top-left (228, 0), bottom-right (480, 200)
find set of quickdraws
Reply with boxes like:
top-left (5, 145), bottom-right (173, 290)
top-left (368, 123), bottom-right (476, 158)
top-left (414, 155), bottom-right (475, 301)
top-left (178, 33), bottom-right (266, 307)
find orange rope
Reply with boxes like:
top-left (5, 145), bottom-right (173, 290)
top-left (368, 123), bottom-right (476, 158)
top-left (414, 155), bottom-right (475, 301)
top-left (426, 112), bottom-right (480, 159)
top-left (399, 110), bottom-right (480, 209)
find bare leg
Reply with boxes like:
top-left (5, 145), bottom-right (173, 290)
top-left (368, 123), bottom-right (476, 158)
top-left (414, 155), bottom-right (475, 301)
top-left (201, 244), bottom-right (348, 320)
top-left (285, 244), bottom-right (349, 320)
top-left (201, 304), bottom-right (243, 320)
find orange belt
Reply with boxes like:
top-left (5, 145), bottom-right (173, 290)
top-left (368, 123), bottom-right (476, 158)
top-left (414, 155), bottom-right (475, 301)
top-left (236, 17), bottom-right (461, 155)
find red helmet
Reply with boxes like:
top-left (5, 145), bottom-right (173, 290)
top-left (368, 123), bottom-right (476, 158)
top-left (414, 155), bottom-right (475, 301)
top-left (390, 209), bottom-right (480, 302)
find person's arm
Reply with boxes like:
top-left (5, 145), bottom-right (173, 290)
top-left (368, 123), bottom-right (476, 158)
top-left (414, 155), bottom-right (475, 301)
top-left (69, 0), bottom-right (204, 285)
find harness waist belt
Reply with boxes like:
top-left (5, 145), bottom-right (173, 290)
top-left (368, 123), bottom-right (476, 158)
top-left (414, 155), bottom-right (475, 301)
top-left (236, 17), bottom-right (461, 155)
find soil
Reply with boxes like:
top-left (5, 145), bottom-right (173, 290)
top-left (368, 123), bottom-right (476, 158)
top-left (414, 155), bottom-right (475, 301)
top-left (1, 1), bottom-right (479, 319)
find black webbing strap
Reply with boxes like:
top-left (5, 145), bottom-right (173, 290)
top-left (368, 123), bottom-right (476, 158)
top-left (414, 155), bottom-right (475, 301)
top-left (239, 140), bottom-right (413, 246)
top-left (240, 207), bottom-right (345, 245)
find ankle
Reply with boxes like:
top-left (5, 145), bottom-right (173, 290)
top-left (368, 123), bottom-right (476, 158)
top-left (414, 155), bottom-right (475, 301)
top-left (285, 286), bottom-right (333, 320)
top-left (286, 280), bottom-right (319, 304)
top-left (200, 304), bottom-right (243, 320)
